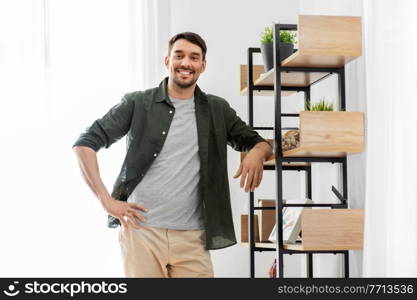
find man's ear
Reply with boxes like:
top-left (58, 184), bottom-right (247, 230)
top-left (200, 60), bottom-right (207, 73)
top-left (164, 56), bottom-right (170, 69)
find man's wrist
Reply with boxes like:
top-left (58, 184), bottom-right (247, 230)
top-left (251, 141), bottom-right (273, 161)
top-left (98, 193), bottom-right (114, 208)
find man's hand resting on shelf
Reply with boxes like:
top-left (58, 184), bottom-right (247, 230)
top-left (233, 141), bottom-right (273, 192)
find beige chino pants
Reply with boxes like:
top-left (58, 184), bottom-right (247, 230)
top-left (118, 224), bottom-right (214, 278)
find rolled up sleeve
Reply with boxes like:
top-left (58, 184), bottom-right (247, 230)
top-left (224, 101), bottom-right (267, 152)
top-left (72, 93), bottom-right (135, 152)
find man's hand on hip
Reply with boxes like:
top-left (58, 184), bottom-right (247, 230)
top-left (102, 197), bottom-right (148, 229)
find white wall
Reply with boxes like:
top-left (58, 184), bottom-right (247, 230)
top-left (170, 0), bottom-right (304, 277)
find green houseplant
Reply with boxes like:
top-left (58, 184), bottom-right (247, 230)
top-left (305, 98), bottom-right (335, 111)
top-left (260, 26), bottom-right (297, 72)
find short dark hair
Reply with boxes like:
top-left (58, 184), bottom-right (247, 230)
top-left (168, 32), bottom-right (207, 60)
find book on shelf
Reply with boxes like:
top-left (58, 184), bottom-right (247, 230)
top-left (268, 198), bottom-right (313, 244)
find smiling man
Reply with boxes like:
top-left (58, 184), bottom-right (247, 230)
top-left (72, 32), bottom-right (272, 278)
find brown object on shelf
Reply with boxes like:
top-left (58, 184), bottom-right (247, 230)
top-left (284, 209), bottom-right (364, 251)
top-left (282, 130), bottom-right (300, 152)
top-left (258, 200), bottom-right (276, 242)
top-left (283, 111), bottom-right (365, 157)
top-left (240, 214), bottom-right (260, 243)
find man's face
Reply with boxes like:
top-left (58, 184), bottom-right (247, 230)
top-left (165, 39), bottom-right (206, 89)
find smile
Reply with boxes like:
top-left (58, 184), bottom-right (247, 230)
top-left (176, 69), bottom-right (194, 76)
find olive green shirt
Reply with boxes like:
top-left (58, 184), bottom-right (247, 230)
top-left (72, 77), bottom-right (267, 250)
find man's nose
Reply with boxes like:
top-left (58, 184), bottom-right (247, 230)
top-left (180, 57), bottom-right (192, 68)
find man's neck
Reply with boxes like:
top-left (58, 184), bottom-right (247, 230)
top-left (167, 78), bottom-right (196, 100)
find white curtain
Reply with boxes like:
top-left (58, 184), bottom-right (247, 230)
top-left (362, 0), bottom-right (417, 277)
top-left (130, 0), bottom-right (171, 88)
top-left (0, 0), bottom-right (170, 276)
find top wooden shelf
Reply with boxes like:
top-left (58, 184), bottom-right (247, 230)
top-left (281, 15), bottom-right (362, 68)
top-left (239, 15), bottom-right (362, 95)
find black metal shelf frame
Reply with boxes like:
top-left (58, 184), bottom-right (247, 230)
top-left (245, 23), bottom-right (349, 279)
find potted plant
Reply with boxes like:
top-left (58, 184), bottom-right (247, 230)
top-left (260, 26), bottom-right (297, 72)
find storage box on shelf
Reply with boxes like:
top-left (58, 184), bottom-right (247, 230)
top-left (283, 111), bottom-right (364, 157)
top-left (242, 209), bottom-right (365, 251)
top-left (284, 208), bottom-right (364, 251)
top-left (282, 15), bottom-right (361, 68)
top-left (241, 111), bottom-right (365, 165)
top-left (240, 111), bottom-right (365, 159)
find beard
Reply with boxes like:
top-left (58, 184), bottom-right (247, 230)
top-left (172, 70), bottom-right (198, 89)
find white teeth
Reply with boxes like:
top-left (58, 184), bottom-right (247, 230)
top-left (178, 70), bottom-right (192, 75)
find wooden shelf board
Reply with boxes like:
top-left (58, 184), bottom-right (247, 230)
top-left (265, 159), bottom-right (311, 167)
top-left (283, 147), bottom-right (347, 158)
top-left (283, 243), bottom-right (362, 251)
top-left (241, 152), bottom-right (310, 167)
top-left (241, 242), bottom-right (359, 251)
top-left (240, 87), bottom-right (294, 97)
top-left (281, 50), bottom-right (360, 68)
top-left (240, 65), bottom-right (298, 95)
top-left (253, 67), bottom-right (330, 88)
top-left (241, 242), bottom-right (276, 249)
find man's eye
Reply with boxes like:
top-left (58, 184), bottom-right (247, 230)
top-left (192, 57), bottom-right (198, 61)
top-left (175, 55), bottom-right (182, 59)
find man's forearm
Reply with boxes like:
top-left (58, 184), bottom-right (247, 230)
top-left (251, 141), bottom-right (273, 161)
top-left (72, 146), bottom-right (112, 208)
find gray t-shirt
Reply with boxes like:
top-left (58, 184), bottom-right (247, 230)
top-left (127, 95), bottom-right (204, 230)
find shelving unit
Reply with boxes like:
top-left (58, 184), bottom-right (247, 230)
top-left (240, 15), bottom-right (364, 278)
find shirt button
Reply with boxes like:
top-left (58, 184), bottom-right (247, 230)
top-left (169, 110), bottom-right (173, 114)
top-left (162, 131), bottom-right (166, 135)
top-left (140, 173), bottom-right (144, 177)
top-left (153, 153), bottom-right (158, 157)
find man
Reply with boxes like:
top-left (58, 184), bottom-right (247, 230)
top-left (72, 32), bottom-right (272, 278)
